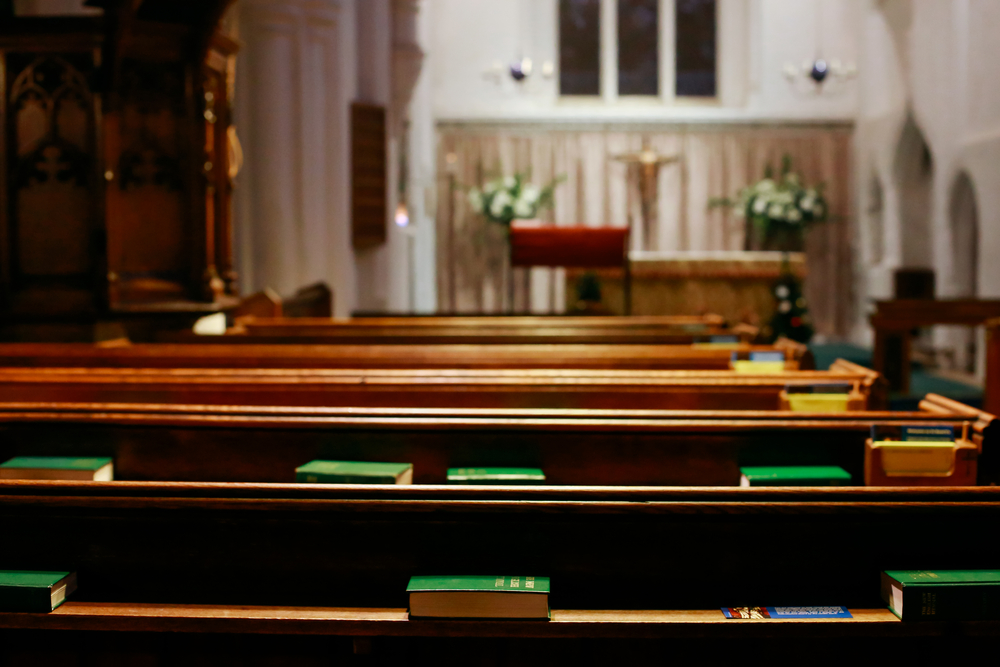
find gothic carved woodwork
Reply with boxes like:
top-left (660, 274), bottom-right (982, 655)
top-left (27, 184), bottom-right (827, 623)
top-left (1, 38), bottom-right (104, 320)
top-left (1, 3), bottom-right (239, 335)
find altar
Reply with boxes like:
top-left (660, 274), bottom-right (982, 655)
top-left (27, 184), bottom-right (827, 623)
top-left (566, 251), bottom-right (807, 326)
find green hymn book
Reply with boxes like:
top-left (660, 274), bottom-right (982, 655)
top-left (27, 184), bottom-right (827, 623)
top-left (407, 575), bottom-right (550, 619)
top-left (0, 571), bottom-right (77, 613)
top-left (446, 467), bottom-right (546, 485)
top-left (882, 570), bottom-right (1000, 621)
top-left (295, 460), bottom-right (413, 484)
top-left (0, 457), bottom-right (114, 481)
top-left (739, 466), bottom-right (852, 487)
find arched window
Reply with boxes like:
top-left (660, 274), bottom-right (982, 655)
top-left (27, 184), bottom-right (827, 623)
top-left (949, 171), bottom-right (978, 297)
top-left (893, 115), bottom-right (934, 268)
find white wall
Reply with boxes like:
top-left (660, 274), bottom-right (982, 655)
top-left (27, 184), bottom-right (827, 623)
top-left (853, 0), bottom-right (1000, 352)
top-left (233, 0), bottom-right (430, 315)
top-left (428, 0), bottom-right (861, 122)
top-left (233, 0), bottom-right (357, 315)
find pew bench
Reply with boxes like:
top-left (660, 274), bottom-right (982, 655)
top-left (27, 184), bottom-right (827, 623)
top-left (0, 483), bottom-right (998, 662)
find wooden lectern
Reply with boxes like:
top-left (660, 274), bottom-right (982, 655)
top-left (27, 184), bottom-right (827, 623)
top-left (509, 223), bottom-right (631, 314)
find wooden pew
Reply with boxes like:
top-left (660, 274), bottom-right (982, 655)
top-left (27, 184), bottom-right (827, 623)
top-left (0, 359), bottom-right (884, 411)
top-left (0, 482), bottom-right (998, 662)
top-left (0, 392), bottom-right (987, 486)
top-left (0, 338), bottom-right (814, 371)
top-left (232, 282), bottom-right (335, 320)
top-left (871, 298), bottom-right (1000, 392)
top-left (220, 314), bottom-right (759, 345)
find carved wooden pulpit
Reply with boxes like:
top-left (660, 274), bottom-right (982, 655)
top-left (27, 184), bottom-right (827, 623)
top-left (0, 1), bottom-right (239, 340)
top-left (509, 223), bottom-right (631, 315)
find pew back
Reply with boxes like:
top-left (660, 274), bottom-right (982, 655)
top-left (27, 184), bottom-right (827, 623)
top-left (0, 340), bottom-right (813, 371)
top-left (222, 314), bottom-right (758, 345)
top-left (0, 393), bottom-right (988, 485)
top-left (0, 359), bottom-right (883, 411)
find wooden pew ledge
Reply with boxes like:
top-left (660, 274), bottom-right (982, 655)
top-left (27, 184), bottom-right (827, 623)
top-left (1, 603), bottom-right (979, 638)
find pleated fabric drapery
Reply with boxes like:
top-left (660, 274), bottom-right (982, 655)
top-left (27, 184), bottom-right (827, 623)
top-left (436, 123), bottom-right (854, 338)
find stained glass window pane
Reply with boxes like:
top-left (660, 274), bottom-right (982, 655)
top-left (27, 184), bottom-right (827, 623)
top-left (675, 0), bottom-right (716, 97)
top-left (559, 0), bottom-right (601, 96)
top-left (618, 0), bottom-right (658, 96)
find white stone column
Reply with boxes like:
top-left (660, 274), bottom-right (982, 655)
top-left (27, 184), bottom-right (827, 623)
top-left (234, 0), bottom-right (356, 314)
top-left (353, 0), bottom-right (427, 313)
top-left (406, 0), bottom-right (437, 312)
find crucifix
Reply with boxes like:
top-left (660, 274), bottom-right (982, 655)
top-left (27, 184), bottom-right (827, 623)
top-left (613, 142), bottom-right (680, 251)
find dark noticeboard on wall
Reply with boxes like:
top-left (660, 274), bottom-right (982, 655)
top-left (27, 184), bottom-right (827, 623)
top-left (351, 103), bottom-right (387, 249)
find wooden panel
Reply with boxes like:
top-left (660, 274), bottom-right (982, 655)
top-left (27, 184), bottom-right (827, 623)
top-left (105, 59), bottom-right (190, 304)
top-left (351, 103), bottom-right (387, 249)
top-left (509, 225), bottom-right (629, 268)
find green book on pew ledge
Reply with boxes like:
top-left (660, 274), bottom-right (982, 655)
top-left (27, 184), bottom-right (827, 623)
top-left (0, 571), bottom-right (77, 612)
top-left (0, 457), bottom-right (113, 481)
top-left (447, 467), bottom-right (546, 484)
top-left (881, 570), bottom-right (1000, 621)
top-left (295, 460), bottom-right (412, 484)
top-left (407, 575), bottom-right (550, 619)
top-left (739, 466), bottom-right (852, 487)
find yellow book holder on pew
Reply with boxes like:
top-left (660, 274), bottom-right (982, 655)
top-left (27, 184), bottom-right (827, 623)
top-left (778, 384), bottom-right (867, 412)
top-left (864, 422), bottom-right (978, 486)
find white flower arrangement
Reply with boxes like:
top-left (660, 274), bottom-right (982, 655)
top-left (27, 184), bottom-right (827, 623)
top-left (467, 172), bottom-right (561, 226)
top-left (711, 156), bottom-right (828, 250)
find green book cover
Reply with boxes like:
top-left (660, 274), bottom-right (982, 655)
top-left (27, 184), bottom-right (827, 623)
top-left (295, 460), bottom-right (413, 484)
top-left (881, 570), bottom-right (1000, 621)
top-left (0, 457), bottom-right (114, 481)
top-left (407, 575), bottom-right (550, 594)
top-left (0, 571), bottom-right (77, 613)
top-left (407, 576), bottom-right (551, 619)
top-left (739, 466), bottom-right (852, 487)
top-left (446, 467), bottom-right (546, 485)
top-left (1, 457), bottom-right (111, 470)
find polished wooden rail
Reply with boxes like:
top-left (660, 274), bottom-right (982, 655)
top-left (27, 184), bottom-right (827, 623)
top-left (0, 339), bottom-right (813, 370)
top-left (219, 314), bottom-right (759, 345)
top-left (0, 359), bottom-right (882, 411)
top-left (0, 604), bottom-right (952, 639)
